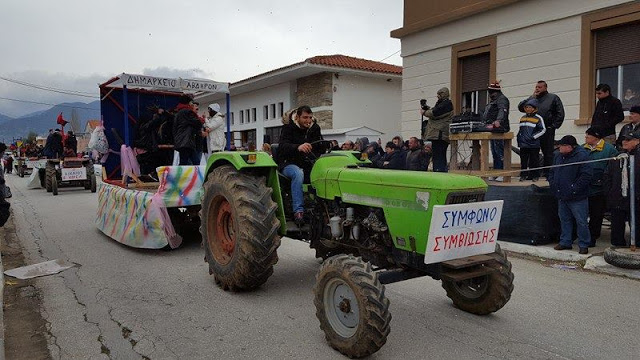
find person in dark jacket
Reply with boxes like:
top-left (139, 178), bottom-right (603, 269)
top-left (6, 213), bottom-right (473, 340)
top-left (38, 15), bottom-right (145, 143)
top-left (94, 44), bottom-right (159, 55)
top-left (43, 129), bottom-right (64, 159)
top-left (516, 98), bottom-right (546, 181)
top-left (277, 105), bottom-right (323, 223)
top-left (603, 131), bottom-right (640, 247)
top-left (592, 83), bottom-right (625, 144)
top-left (616, 105), bottom-right (640, 149)
top-left (518, 81), bottom-right (565, 178)
top-left (549, 135), bottom-right (593, 254)
top-left (420, 87), bottom-right (453, 172)
top-left (173, 95), bottom-right (206, 165)
top-left (374, 142), bottom-right (406, 170)
top-left (405, 137), bottom-right (429, 171)
top-left (0, 143), bottom-right (9, 228)
top-left (582, 127), bottom-right (618, 247)
top-left (65, 130), bottom-right (78, 155)
top-left (363, 142), bottom-right (383, 167)
top-left (483, 82), bottom-right (510, 172)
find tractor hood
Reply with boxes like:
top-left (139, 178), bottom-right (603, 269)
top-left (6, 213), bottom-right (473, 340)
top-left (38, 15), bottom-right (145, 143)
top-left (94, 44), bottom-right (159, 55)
top-left (334, 167), bottom-right (487, 190)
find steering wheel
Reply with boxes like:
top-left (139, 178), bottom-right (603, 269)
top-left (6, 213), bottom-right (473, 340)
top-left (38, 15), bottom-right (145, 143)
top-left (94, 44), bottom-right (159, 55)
top-left (301, 140), bottom-right (334, 167)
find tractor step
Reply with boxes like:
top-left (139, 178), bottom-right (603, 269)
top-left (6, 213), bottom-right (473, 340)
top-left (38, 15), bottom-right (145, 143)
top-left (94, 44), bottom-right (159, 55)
top-left (440, 266), bottom-right (495, 282)
top-left (377, 268), bottom-right (427, 285)
top-left (441, 254), bottom-right (495, 269)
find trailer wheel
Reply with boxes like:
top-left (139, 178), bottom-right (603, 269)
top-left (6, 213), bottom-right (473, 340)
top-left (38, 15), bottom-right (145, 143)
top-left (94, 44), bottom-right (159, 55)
top-left (200, 165), bottom-right (281, 291)
top-left (18, 166), bottom-right (24, 178)
top-left (52, 175), bottom-right (58, 196)
top-left (86, 166), bottom-right (97, 192)
top-left (39, 168), bottom-right (46, 188)
top-left (441, 244), bottom-right (514, 315)
top-left (314, 255), bottom-right (391, 358)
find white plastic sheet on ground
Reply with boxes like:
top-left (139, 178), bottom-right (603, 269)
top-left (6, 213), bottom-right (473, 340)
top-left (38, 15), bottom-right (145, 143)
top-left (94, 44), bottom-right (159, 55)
top-left (4, 259), bottom-right (76, 279)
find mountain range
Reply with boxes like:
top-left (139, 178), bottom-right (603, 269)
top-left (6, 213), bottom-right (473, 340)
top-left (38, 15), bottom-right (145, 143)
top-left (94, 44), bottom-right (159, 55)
top-left (0, 101), bottom-right (100, 143)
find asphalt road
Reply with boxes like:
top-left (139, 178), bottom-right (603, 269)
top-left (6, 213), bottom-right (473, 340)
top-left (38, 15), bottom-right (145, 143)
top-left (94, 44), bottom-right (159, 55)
top-left (4, 175), bottom-right (640, 360)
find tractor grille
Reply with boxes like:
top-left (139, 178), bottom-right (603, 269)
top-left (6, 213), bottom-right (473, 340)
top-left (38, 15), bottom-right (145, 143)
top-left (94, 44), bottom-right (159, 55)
top-left (445, 191), bottom-right (485, 204)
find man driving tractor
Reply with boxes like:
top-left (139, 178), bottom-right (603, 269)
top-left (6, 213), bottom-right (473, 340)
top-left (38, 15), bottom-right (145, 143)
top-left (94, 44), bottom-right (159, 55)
top-left (277, 105), bottom-right (323, 225)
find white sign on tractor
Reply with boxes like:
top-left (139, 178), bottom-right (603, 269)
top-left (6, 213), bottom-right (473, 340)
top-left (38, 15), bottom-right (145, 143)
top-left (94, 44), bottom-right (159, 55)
top-left (61, 167), bottom-right (87, 181)
top-left (424, 200), bottom-right (504, 264)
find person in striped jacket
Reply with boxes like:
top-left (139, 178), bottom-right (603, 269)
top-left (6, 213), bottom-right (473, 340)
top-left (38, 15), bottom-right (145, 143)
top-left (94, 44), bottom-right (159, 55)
top-left (517, 99), bottom-right (546, 181)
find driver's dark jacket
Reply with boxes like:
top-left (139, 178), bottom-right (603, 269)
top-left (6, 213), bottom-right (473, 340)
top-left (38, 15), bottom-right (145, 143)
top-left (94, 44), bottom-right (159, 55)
top-left (277, 119), bottom-right (323, 171)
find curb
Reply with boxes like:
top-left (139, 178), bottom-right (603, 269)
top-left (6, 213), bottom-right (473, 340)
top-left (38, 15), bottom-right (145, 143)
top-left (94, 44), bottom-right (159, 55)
top-left (584, 256), bottom-right (640, 280)
top-left (498, 241), bottom-right (591, 262)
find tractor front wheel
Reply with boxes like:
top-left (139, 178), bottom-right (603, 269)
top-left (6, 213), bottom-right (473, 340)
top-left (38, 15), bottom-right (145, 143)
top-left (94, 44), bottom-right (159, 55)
top-left (441, 244), bottom-right (514, 315)
top-left (200, 165), bottom-right (281, 291)
top-left (313, 255), bottom-right (391, 358)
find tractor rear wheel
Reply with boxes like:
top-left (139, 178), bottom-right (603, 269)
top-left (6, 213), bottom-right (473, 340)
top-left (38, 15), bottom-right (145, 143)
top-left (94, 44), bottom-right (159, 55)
top-left (313, 255), bottom-right (391, 358)
top-left (87, 166), bottom-right (97, 192)
top-left (52, 175), bottom-right (58, 196)
top-left (200, 165), bottom-right (281, 291)
top-left (441, 244), bottom-right (514, 315)
top-left (45, 164), bottom-right (54, 192)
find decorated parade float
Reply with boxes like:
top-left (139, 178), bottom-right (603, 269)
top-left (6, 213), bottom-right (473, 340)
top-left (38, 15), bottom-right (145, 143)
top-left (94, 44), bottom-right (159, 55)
top-left (94, 73), bottom-right (230, 249)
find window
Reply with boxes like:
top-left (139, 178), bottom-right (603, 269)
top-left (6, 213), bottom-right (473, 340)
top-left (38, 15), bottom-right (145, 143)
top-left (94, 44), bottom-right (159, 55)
top-left (594, 22), bottom-right (640, 110)
top-left (264, 126), bottom-right (283, 145)
top-left (231, 112), bottom-right (235, 125)
top-left (245, 109), bottom-right (251, 123)
top-left (241, 129), bottom-right (256, 148)
top-left (579, 3), bottom-right (640, 122)
top-left (278, 102), bottom-right (284, 117)
top-left (252, 108), bottom-right (257, 122)
top-left (240, 111), bottom-right (244, 124)
top-left (451, 36), bottom-right (496, 115)
top-left (270, 104), bottom-right (276, 119)
top-left (263, 105), bottom-right (269, 120)
top-left (460, 53), bottom-right (490, 114)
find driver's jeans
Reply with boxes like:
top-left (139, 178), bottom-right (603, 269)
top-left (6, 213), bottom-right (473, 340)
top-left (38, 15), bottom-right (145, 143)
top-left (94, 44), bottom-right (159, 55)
top-left (282, 164), bottom-right (304, 213)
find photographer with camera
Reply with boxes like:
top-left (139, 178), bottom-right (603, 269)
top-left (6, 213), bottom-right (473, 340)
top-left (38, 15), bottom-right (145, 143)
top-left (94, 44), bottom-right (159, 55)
top-left (419, 87), bottom-right (453, 172)
top-left (483, 81), bottom-right (510, 177)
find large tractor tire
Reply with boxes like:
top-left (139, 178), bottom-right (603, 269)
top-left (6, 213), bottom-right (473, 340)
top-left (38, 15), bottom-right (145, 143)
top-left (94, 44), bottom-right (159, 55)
top-left (604, 247), bottom-right (640, 269)
top-left (45, 164), bottom-right (55, 192)
top-left (52, 175), bottom-right (58, 196)
top-left (18, 166), bottom-right (24, 178)
top-left (39, 168), bottom-right (46, 188)
top-left (200, 165), bottom-right (281, 291)
top-left (441, 244), bottom-right (514, 315)
top-left (313, 255), bottom-right (391, 358)
top-left (86, 166), bottom-right (97, 192)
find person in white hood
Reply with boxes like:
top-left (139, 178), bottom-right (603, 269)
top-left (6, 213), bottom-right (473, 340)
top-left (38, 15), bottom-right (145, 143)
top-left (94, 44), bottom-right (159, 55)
top-left (204, 103), bottom-right (226, 153)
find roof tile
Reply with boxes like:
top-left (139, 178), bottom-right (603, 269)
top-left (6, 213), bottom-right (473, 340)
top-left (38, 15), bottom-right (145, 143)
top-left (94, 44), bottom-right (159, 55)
top-left (306, 55), bottom-right (402, 75)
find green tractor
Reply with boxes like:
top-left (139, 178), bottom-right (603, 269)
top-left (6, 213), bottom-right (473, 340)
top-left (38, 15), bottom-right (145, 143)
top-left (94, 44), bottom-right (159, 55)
top-left (200, 142), bottom-right (514, 358)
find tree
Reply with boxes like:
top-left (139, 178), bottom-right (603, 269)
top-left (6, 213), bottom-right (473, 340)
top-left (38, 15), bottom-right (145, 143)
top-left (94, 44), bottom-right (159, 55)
top-left (25, 131), bottom-right (38, 144)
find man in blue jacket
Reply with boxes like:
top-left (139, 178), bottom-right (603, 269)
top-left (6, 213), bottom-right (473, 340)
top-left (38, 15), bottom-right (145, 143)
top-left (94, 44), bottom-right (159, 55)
top-left (548, 135), bottom-right (593, 254)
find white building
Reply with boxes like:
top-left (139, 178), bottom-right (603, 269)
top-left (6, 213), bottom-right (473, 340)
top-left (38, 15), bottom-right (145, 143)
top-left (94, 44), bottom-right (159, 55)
top-left (196, 55), bottom-right (402, 148)
top-left (392, 0), bottom-right (640, 142)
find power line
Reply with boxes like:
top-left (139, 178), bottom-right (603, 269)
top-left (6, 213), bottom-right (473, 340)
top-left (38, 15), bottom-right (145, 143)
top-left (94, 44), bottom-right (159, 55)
top-left (380, 49), bottom-right (401, 62)
top-left (0, 76), bottom-right (99, 98)
top-left (0, 96), bottom-right (99, 111)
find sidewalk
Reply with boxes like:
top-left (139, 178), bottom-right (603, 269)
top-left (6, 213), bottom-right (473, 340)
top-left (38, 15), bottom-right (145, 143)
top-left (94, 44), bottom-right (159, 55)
top-left (0, 225), bottom-right (5, 360)
top-left (499, 240), bottom-right (640, 280)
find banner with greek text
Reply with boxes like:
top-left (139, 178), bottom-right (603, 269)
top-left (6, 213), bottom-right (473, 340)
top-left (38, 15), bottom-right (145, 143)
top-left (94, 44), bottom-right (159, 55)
top-left (424, 200), bottom-right (503, 264)
top-left (105, 73), bottom-right (229, 93)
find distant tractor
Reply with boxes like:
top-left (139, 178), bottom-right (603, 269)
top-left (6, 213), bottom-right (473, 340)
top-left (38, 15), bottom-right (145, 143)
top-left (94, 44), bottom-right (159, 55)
top-left (45, 158), bottom-right (97, 195)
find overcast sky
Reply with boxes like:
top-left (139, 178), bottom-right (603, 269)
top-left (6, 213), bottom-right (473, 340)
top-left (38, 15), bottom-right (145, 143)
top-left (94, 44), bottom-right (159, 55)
top-left (0, 0), bottom-right (403, 117)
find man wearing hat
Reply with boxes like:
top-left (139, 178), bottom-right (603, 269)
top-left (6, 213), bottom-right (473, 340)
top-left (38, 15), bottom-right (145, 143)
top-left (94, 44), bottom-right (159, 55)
top-left (204, 103), bottom-right (226, 154)
top-left (604, 131), bottom-right (640, 246)
top-left (516, 98), bottom-right (546, 181)
top-left (518, 81), bottom-right (565, 178)
top-left (616, 105), bottom-right (640, 149)
top-left (548, 135), bottom-right (593, 254)
top-left (583, 126), bottom-right (618, 246)
top-left (420, 87), bottom-right (453, 172)
top-left (483, 81), bottom-right (510, 178)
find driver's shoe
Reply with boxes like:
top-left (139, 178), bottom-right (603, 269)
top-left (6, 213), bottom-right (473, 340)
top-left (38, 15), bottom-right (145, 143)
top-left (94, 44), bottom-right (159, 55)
top-left (294, 211), bottom-right (304, 226)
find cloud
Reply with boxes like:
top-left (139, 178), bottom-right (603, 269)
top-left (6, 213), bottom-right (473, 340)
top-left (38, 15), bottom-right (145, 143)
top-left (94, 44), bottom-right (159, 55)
top-left (142, 67), bottom-right (212, 80)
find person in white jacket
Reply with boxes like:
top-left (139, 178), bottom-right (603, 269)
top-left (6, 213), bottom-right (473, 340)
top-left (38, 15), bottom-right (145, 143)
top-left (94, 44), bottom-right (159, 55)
top-left (204, 103), bottom-right (226, 154)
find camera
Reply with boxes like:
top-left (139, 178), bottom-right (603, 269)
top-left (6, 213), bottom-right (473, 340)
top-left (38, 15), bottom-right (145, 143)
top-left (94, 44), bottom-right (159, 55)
top-left (419, 99), bottom-right (430, 111)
